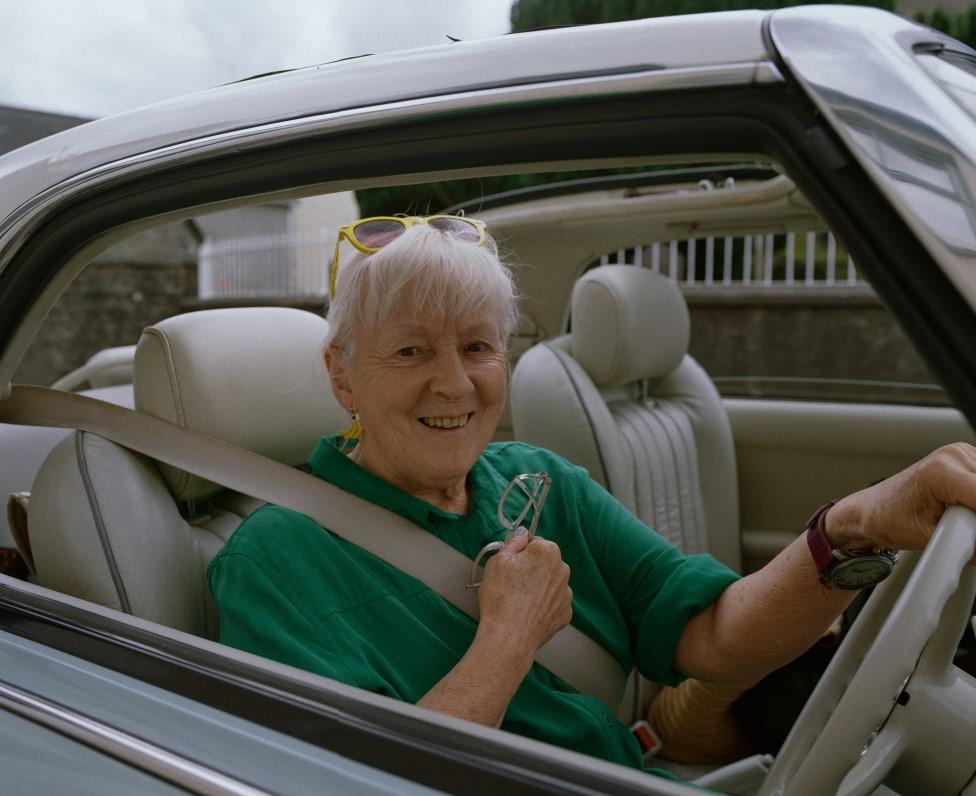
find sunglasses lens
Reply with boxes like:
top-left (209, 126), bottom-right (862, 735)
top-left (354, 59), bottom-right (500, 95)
top-left (353, 219), bottom-right (407, 248)
top-left (428, 217), bottom-right (481, 242)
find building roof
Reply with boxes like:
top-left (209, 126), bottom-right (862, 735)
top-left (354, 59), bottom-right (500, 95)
top-left (0, 105), bottom-right (90, 156)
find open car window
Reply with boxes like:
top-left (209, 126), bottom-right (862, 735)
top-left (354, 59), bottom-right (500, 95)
top-left (19, 164), bottom-right (949, 410)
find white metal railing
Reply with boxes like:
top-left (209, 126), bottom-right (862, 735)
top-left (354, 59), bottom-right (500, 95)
top-left (598, 230), bottom-right (866, 287)
top-left (198, 233), bottom-right (332, 299)
top-left (198, 229), bottom-right (865, 299)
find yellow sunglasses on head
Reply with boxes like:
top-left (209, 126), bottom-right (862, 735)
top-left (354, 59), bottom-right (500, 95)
top-left (328, 215), bottom-right (494, 296)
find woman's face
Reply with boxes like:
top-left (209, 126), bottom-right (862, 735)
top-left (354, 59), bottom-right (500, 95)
top-left (326, 305), bottom-right (508, 499)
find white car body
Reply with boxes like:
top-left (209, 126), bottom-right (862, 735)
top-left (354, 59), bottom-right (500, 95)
top-left (0, 6), bottom-right (974, 795)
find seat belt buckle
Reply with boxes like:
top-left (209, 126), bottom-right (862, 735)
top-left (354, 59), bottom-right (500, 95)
top-left (630, 719), bottom-right (662, 762)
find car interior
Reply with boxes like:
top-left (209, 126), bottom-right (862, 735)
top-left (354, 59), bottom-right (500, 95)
top-left (2, 157), bottom-right (975, 793)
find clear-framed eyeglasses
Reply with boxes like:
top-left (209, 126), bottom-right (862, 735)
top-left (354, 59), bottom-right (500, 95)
top-left (467, 472), bottom-right (552, 592)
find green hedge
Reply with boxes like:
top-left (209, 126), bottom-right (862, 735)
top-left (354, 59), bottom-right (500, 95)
top-left (510, 0), bottom-right (892, 31)
top-left (914, 6), bottom-right (976, 48)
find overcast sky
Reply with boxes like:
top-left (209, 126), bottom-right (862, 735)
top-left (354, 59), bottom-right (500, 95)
top-left (1, 0), bottom-right (514, 119)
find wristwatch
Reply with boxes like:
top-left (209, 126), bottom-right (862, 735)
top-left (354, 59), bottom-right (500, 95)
top-left (806, 499), bottom-right (898, 590)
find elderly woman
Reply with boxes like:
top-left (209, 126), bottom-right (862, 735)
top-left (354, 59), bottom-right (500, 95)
top-left (208, 215), bottom-right (976, 775)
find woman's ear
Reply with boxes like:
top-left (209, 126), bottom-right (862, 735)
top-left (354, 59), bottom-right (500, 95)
top-left (324, 346), bottom-right (354, 410)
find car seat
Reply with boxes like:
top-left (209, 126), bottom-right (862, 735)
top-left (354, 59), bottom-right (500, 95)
top-left (0, 383), bottom-right (132, 551)
top-left (25, 306), bottom-right (347, 638)
top-left (509, 263), bottom-right (745, 753)
top-left (510, 264), bottom-right (741, 572)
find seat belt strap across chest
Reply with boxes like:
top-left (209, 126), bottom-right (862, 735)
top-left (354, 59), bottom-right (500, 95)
top-left (0, 385), bottom-right (627, 709)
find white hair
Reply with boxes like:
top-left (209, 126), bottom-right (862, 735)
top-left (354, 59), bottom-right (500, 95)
top-left (324, 223), bottom-right (519, 359)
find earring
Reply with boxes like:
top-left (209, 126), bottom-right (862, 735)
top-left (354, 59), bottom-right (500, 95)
top-left (340, 409), bottom-right (363, 441)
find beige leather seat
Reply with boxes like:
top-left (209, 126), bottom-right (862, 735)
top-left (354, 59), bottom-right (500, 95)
top-left (510, 264), bottom-right (741, 572)
top-left (0, 384), bottom-right (132, 549)
top-left (2, 346), bottom-right (137, 548)
top-left (512, 271), bottom-right (771, 783)
top-left (26, 307), bottom-right (347, 638)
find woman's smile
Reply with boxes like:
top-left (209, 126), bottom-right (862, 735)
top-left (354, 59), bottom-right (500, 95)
top-left (419, 413), bottom-right (474, 429)
top-left (327, 304), bottom-right (508, 508)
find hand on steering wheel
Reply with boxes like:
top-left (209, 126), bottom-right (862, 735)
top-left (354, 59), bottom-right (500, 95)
top-left (759, 506), bottom-right (976, 796)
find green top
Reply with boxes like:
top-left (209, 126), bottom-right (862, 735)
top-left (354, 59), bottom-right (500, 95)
top-left (208, 438), bottom-right (738, 772)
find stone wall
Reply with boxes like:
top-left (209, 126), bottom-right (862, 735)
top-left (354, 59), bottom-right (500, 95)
top-left (13, 223), bottom-right (198, 386)
top-left (193, 286), bottom-right (944, 405)
top-left (684, 286), bottom-right (943, 405)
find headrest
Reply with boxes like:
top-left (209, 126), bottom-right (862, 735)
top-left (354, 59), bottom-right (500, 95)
top-left (571, 265), bottom-right (689, 387)
top-left (134, 307), bottom-right (347, 502)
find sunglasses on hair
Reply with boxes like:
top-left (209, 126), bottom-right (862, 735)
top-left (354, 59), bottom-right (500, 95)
top-left (329, 215), bottom-right (495, 296)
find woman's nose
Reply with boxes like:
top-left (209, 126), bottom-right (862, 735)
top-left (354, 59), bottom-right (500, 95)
top-left (430, 349), bottom-right (473, 397)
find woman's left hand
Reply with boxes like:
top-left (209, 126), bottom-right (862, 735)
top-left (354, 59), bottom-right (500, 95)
top-left (675, 442), bottom-right (976, 687)
top-left (827, 442), bottom-right (976, 561)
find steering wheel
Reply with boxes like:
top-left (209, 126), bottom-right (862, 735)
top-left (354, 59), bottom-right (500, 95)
top-left (759, 505), bottom-right (976, 796)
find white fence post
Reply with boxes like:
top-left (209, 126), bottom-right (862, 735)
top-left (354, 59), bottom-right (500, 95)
top-left (763, 233), bottom-right (774, 286)
top-left (704, 236), bottom-right (715, 286)
top-left (785, 232), bottom-right (795, 286)
top-left (826, 232), bottom-right (837, 285)
top-left (742, 235), bottom-right (752, 286)
top-left (723, 236), bottom-right (733, 286)
top-left (805, 231), bottom-right (816, 286)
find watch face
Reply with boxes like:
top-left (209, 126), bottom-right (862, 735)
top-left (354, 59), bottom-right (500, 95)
top-left (830, 556), bottom-right (895, 590)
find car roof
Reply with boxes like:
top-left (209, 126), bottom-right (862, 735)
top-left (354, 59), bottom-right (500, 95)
top-left (0, 10), bottom-right (771, 225)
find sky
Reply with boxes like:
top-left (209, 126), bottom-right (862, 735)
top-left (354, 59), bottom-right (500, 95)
top-left (0, 0), bottom-right (514, 119)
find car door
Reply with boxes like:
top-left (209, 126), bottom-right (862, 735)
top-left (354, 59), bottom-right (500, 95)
top-left (0, 8), bottom-right (974, 795)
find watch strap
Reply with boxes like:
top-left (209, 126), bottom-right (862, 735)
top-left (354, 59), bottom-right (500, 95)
top-left (806, 499), bottom-right (839, 575)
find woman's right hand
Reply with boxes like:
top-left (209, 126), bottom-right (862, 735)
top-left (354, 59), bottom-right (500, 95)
top-left (477, 529), bottom-right (573, 654)
top-left (418, 529), bottom-right (572, 726)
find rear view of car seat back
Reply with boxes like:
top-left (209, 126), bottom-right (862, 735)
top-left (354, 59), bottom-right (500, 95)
top-left (510, 265), bottom-right (741, 573)
top-left (27, 307), bottom-right (348, 639)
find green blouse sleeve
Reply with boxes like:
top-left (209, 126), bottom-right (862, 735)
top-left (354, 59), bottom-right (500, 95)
top-left (575, 468), bottom-right (739, 686)
top-left (207, 517), bottom-right (359, 688)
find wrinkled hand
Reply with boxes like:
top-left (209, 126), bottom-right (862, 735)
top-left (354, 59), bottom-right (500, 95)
top-left (831, 442), bottom-right (976, 563)
top-left (478, 529), bottom-right (573, 653)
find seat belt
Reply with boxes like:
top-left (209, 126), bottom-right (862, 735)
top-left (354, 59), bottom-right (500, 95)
top-left (0, 385), bottom-right (627, 709)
